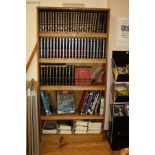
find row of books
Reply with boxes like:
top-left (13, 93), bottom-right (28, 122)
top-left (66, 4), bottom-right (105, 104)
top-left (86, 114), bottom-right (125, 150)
top-left (39, 37), bottom-right (105, 59)
top-left (78, 91), bottom-right (104, 115)
top-left (40, 64), bottom-right (75, 86)
top-left (39, 11), bottom-right (107, 33)
top-left (40, 65), bottom-right (93, 86)
top-left (40, 90), bottom-right (104, 116)
top-left (42, 120), bottom-right (102, 134)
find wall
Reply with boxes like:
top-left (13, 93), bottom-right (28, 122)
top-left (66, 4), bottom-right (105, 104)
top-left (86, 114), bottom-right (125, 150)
top-left (104, 0), bottom-right (129, 130)
top-left (26, 0), bottom-right (129, 130)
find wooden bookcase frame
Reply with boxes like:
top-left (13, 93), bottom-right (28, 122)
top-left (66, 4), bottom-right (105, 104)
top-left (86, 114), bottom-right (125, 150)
top-left (36, 7), bottom-right (110, 143)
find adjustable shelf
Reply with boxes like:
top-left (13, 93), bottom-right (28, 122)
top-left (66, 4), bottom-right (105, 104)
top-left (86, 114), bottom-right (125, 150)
top-left (40, 85), bottom-right (106, 91)
top-left (41, 114), bottom-right (104, 121)
top-left (39, 58), bottom-right (106, 64)
top-left (39, 32), bottom-right (108, 38)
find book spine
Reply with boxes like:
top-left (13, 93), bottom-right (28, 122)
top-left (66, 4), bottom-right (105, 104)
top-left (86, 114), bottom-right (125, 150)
top-left (93, 38), bottom-right (96, 58)
top-left (53, 38), bottom-right (55, 58)
top-left (40, 37), bottom-right (43, 58)
top-left (72, 38), bottom-right (74, 58)
top-left (49, 38), bottom-right (52, 58)
top-left (87, 38), bottom-right (90, 58)
top-left (99, 97), bottom-right (104, 115)
top-left (75, 38), bottom-right (77, 58)
top-left (40, 65), bottom-right (43, 85)
top-left (81, 38), bottom-right (83, 58)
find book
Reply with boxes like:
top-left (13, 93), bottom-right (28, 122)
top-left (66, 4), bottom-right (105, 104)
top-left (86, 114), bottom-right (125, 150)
top-left (99, 97), bottom-right (104, 115)
top-left (74, 125), bottom-right (87, 131)
top-left (74, 130), bottom-right (87, 134)
top-left (57, 90), bottom-right (75, 114)
top-left (42, 121), bottom-right (57, 134)
top-left (74, 120), bottom-right (88, 127)
top-left (40, 90), bottom-right (52, 115)
top-left (88, 122), bottom-right (102, 128)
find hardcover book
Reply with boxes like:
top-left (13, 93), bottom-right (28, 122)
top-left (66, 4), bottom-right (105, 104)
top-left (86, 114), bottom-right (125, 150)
top-left (57, 90), bottom-right (75, 114)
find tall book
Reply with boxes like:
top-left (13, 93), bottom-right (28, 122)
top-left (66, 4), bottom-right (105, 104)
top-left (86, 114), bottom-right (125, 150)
top-left (57, 90), bottom-right (75, 114)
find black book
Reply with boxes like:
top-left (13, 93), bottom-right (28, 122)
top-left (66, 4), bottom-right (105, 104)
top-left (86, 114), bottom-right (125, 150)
top-left (47, 12), bottom-right (50, 32)
top-left (46, 38), bottom-right (49, 58)
top-left (78, 38), bottom-right (81, 58)
top-left (68, 38), bottom-right (71, 58)
top-left (39, 11), bottom-right (43, 32)
top-left (49, 38), bottom-right (53, 58)
top-left (99, 39), bottom-right (103, 58)
top-left (59, 38), bottom-right (62, 58)
top-left (40, 37), bottom-right (43, 58)
top-left (53, 38), bottom-right (56, 58)
top-left (89, 38), bottom-right (93, 58)
top-left (74, 38), bottom-right (77, 58)
top-left (49, 65), bottom-right (52, 85)
top-left (62, 38), bottom-right (65, 58)
top-left (51, 66), bottom-right (54, 85)
top-left (52, 12), bottom-right (55, 32)
top-left (87, 38), bottom-right (90, 58)
top-left (96, 39), bottom-right (99, 58)
top-left (56, 38), bottom-right (59, 58)
top-left (102, 39), bottom-right (105, 58)
top-left (80, 38), bottom-right (83, 58)
top-left (44, 11), bottom-right (47, 32)
top-left (93, 38), bottom-right (96, 58)
top-left (72, 38), bottom-right (74, 58)
top-left (65, 38), bottom-right (68, 58)
top-left (46, 65), bottom-right (49, 85)
top-left (83, 38), bottom-right (87, 58)
top-left (50, 12), bottom-right (52, 32)
top-left (40, 65), bottom-right (43, 85)
top-left (44, 65), bottom-right (47, 85)
top-left (72, 65), bottom-right (75, 85)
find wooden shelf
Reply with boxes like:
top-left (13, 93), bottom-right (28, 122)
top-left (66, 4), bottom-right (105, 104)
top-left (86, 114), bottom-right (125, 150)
top-left (41, 114), bottom-right (104, 121)
top-left (39, 32), bottom-right (107, 38)
top-left (41, 134), bottom-right (104, 143)
top-left (40, 85), bottom-right (105, 90)
top-left (39, 58), bottom-right (106, 64)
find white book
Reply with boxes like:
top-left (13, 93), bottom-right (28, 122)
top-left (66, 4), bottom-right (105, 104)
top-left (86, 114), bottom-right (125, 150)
top-left (99, 97), bottom-right (104, 115)
top-left (74, 120), bottom-right (88, 127)
top-left (74, 130), bottom-right (87, 134)
top-left (88, 122), bottom-right (102, 128)
top-left (57, 124), bottom-right (71, 130)
top-left (42, 129), bottom-right (57, 134)
top-left (88, 127), bottom-right (102, 131)
top-left (59, 130), bottom-right (72, 134)
top-left (87, 130), bottom-right (101, 134)
top-left (74, 125), bottom-right (87, 131)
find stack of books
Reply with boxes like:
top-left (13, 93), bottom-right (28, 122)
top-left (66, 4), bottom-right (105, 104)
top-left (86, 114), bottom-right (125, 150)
top-left (74, 120), bottom-right (88, 134)
top-left (42, 121), bottom-right (57, 134)
top-left (39, 37), bottom-right (105, 59)
top-left (87, 121), bottom-right (102, 134)
top-left (57, 121), bottom-right (72, 134)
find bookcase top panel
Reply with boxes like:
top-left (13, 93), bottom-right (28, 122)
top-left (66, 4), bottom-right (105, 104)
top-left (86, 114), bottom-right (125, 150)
top-left (37, 7), bottom-right (110, 12)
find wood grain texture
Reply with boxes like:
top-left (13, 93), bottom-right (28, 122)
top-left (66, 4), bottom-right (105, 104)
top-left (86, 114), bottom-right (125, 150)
top-left (40, 85), bottom-right (105, 91)
top-left (40, 140), bottom-right (122, 155)
top-left (39, 58), bottom-right (106, 64)
top-left (39, 32), bottom-right (107, 38)
top-left (41, 114), bottom-right (104, 120)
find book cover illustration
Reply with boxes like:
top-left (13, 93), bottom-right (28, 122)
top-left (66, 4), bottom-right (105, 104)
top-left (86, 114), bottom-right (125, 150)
top-left (57, 90), bottom-right (75, 114)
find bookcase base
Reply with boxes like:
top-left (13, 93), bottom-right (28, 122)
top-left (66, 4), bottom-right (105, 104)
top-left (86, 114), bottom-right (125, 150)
top-left (41, 134), bottom-right (104, 143)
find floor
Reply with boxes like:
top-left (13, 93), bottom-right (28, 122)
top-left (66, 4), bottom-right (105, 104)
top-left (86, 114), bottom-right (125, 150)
top-left (40, 140), bottom-right (125, 155)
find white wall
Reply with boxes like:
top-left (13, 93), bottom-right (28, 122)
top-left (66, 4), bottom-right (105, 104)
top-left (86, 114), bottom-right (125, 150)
top-left (104, 0), bottom-right (129, 130)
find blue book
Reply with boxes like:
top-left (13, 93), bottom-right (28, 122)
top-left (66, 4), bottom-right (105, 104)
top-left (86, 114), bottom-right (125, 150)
top-left (40, 90), bottom-right (52, 115)
top-left (57, 90), bottom-right (75, 114)
top-left (83, 92), bottom-right (93, 114)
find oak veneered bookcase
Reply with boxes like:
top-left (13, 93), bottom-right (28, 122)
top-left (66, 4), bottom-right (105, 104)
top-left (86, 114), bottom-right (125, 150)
top-left (37, 7), bottom-right (110, 143)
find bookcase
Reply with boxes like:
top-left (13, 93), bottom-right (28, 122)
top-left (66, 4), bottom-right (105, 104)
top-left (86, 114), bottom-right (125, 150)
top-left (37, 7), bottom-right (110, 143)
